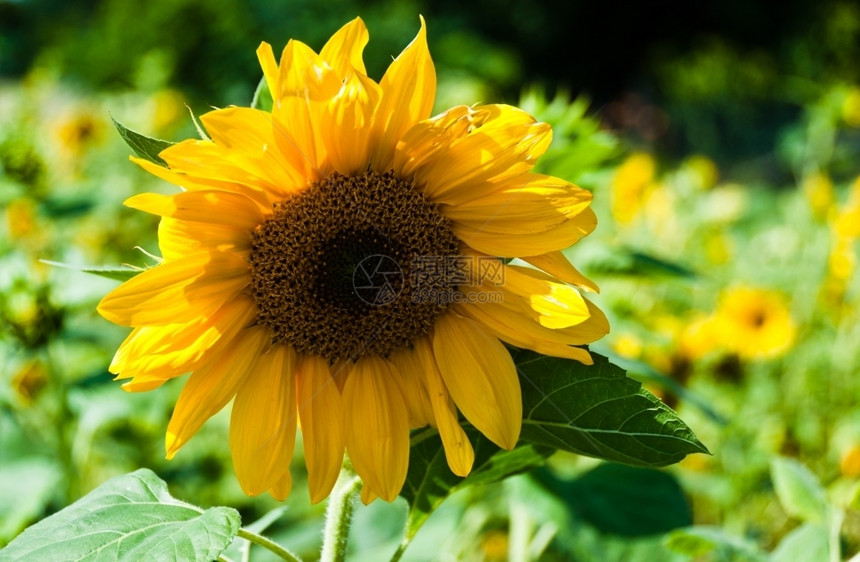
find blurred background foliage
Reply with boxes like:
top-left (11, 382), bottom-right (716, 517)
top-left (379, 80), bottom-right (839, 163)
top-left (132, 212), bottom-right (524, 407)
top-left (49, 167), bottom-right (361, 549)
top-left (2, 0), bottom-right (860, 559)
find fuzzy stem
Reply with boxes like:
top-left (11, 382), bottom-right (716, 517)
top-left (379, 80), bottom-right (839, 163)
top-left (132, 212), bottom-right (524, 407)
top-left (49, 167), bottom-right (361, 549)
top-left (320, 471), bottom-right (362, 562)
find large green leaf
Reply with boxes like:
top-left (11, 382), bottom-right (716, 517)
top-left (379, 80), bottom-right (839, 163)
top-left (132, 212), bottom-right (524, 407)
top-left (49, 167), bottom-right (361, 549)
top-left (110, 116), bottom-right (175, 166)
top-left (0, 469), bottom-right (240, 562)
top-left (598, 349), bottom-right (728, 425)
top-left (534, 463), bottom-right (692, 537)
top-left (401, 429), bottom-right (552, 539)
top-left (770, 457), bottom-right (829, 523)
top-left (513, 350), bottom-right (709, 466)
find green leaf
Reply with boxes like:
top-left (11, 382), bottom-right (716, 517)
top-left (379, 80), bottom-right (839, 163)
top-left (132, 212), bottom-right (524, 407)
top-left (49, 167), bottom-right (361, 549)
top-left (587, 246), bottom-right (697, 279)
top-left (597, 349), bottom-right (729, 425)
top-left (40, 259), bottom-right (143, 282)
top-left (534, 463), bottom-right (692, 536)
top-left (401, 429), bottom-right (552, 539)
top-left (40, 197), bottom-right (95, 219)
top-left (770, 457), bottom-right (829, 523)
top-left (771, 522), bottom-right (830, 562)
top-left (513, 350), bottom-right (709, 466)
top-left (110, 115), bottom-right (175, 166)
top-left (0, 468), bottom-right (241, 561)
top-left (663, 526), bottom-right (768, 562)
top-left (251, 76), bottom-right (273, 112)
top-left (0, 460), bottom-right (60, 543)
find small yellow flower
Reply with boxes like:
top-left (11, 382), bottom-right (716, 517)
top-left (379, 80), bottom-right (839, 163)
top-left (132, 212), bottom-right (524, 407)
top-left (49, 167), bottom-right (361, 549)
top-left (840, 444), bottom-right (860, 478)
top-left (712, 287), bottom-right (795, 360)
top-left (679, 315), bottom-right (721, 360)
top-left (612, 333), bottom-right (643, 360)
top-left (843, 86), bottom-right (860, 128)
top-left (704, 230), bottom-right (732, 265)
top-left (684, 154), bottom-right (719, 190)
top-left (5, 198), bottom-right (37, 242)
top-left (10, 360), bottom-right (47, 406)
top-left (829, 238), bottom-right (857, 281)
top-left (54, 108), bottom-right (104, 157)
top-left (480, 529), bottom-right (509, 560)
top-left (98, 18), bottom-right (607, 503)
top-left (152, 89), bottom-right (185, 132)
top-left (802, 171), bottom-right (834, 222)
top-left (611, 152), bottom-right (655, 224)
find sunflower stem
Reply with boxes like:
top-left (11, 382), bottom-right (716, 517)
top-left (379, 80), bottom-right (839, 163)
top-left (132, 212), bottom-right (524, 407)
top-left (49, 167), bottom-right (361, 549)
top-left (320, 469), bottom-right (362, 562)
top-left (236, 528), bottom-right (302, 562)
top-left (389, 535), bottom-right (414, 562)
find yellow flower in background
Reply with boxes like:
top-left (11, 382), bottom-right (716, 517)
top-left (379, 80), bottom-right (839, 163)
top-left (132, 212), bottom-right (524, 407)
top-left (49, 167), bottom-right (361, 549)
top-left (98, 18), bottom-right (607, 504)
top-left (151, 89), bottom-right (185, 132)
top-left (5, 198), bottom-right (37, 242)
top-left (843, 86), bottom-right (860, 128)
top-left (679, 315), bottom-right (721, 360)
top-left (10, 360), bottom-right (47, 406)
top-left (829, 238), bottom-right (857, 282)
top-left (802, 171), bottom-right (834, 222)
top-left (712, 287), bottom-right (795, 360)
top-left (54, 108), bottom-right (105, 157)
top-left (827, 175), bottom-right (860, 289)
top-left (612, 333), bottom-right (643, 360)
top-left (684, 154), bottom-right (719, 191)
top-left (704, 230), bottom-right (732, 265)
top-left (832, 176), bottom-right (860, 240)
top-left (611, 152), bottom-right (655, 224)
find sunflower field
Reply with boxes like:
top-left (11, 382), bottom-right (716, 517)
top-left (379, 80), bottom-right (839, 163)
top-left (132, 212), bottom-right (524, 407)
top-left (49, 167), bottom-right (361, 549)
top-left (2, 1), bottom-right (860, 561)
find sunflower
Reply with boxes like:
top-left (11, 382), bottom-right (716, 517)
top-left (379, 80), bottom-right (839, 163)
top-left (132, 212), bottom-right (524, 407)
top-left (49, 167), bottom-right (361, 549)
top-left (98, 17), bottom-right (608, 504)
top-left (712, 287), bottom-right (795, 360)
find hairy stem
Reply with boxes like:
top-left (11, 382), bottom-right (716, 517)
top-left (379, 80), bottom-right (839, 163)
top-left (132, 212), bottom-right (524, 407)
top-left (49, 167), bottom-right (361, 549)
top-left (320, 470), bottom-right (362, 562)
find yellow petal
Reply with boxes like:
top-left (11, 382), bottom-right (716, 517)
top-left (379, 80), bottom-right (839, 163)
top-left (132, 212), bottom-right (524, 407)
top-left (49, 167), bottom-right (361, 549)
top-left (132, 154), bottom-right (273, 210)
top-left (456, 297), bottom-right (606, 362)
top-left (269, 39), bottom-right (342, 179)
top-left (199, 107), bottom-right (305, 193)
top-left (387, 344), bottom-right (435, 428)
top-left (256, 42), bottom-right (280, 107)
top-left (257, 41), bottom-right (327, 181)
top-left (440, 174), bottom-right (593, 229)
top-left (503, 265), bottom-right (591, 329)
top-left (165, 326), bottom-right (270, 459)
top-left (321, 71), bottom-right (381, 176)
top-left (111, 295), bottom-right (257, 382)
top-left (413, 105), bottom-right (551, 204)
top-left (521, 251), bottom-right (599, 293)
top-left (269, 470), bottom-right (293, 502)
top-left (230, 344), bottom-right (298, 496)
top-left (431, 312), bottom-right (521, 450)
top-left (413, 336), bottom-right (474, 476)
top-left (320, 18), bottom-right (369, 77)
top-left (457, 207), bottom-right (597, 257)
top-left (158, 217), bottom-right (251, 262)
top-left (295, 355), bottom-right (344, 504)
top-left (393, 105), bottom-right (473, 179)
top-left (342, 356), bottom-right (410, 502)
top-left (371, 16), bottom-right (436, 171)
top-left (360, 484), bottom-right (378, 505)
top-left (124, 190), bottom-right (265, 230)
top-left (97, 251), bottom-right (250, 326)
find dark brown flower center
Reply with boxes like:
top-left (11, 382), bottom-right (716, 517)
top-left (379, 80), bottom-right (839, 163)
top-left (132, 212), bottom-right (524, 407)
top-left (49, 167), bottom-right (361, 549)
top-left (249, 171), bottom-right (460, 361)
